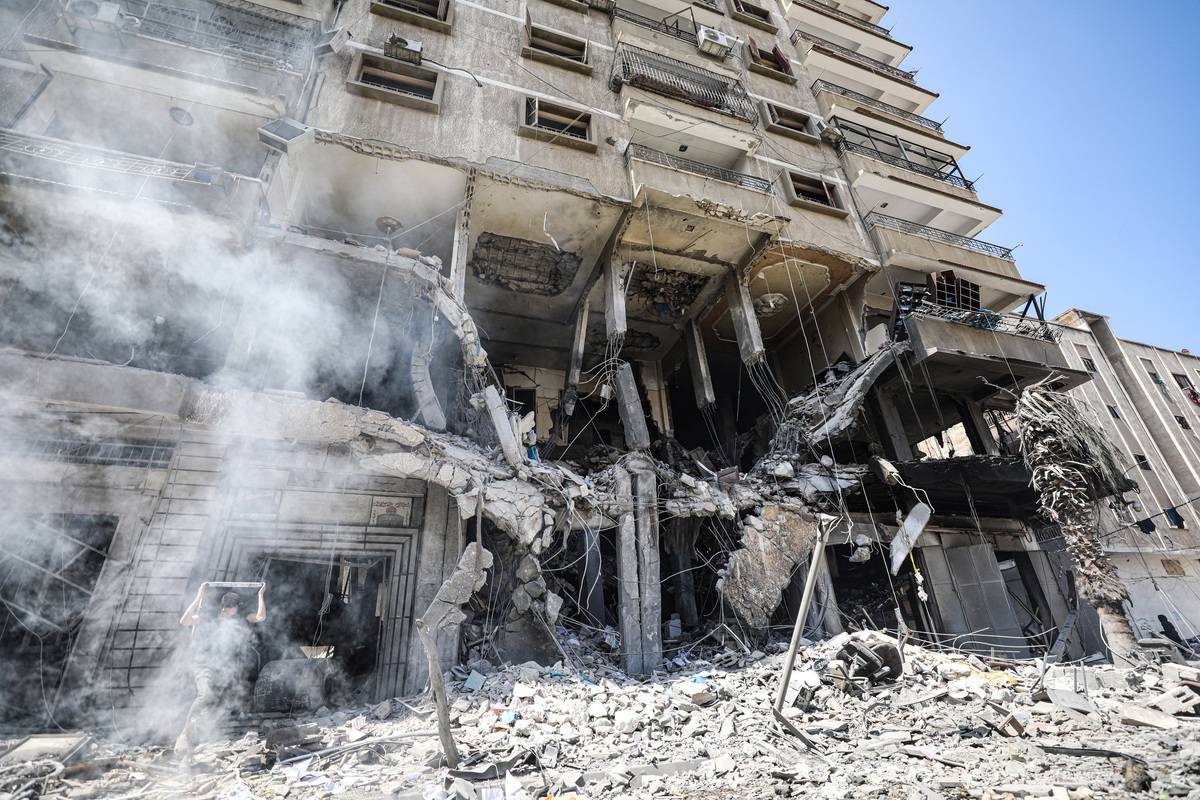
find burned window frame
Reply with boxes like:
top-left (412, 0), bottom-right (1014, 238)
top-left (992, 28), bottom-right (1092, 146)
top-left (781, 169), bottom-right (848, 217)
top-left (762, 100), bottom-right (819, 142)
top-left (346, 51), bottom-right (444, 112)
top-left (370, 0), bottom-right (453, 33)
top-left (522, 14), bottom-right (593, 74)
top-left (746, 37), bottom-right (795, 83)
top-left (728, 0), bottom-right (776, 31)
top-left (517, 96), bottom-right (598, 152)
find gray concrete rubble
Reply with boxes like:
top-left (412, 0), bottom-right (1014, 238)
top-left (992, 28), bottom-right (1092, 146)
top-left (717, 502), bottom-right (820, 629)
top-left (13, 628), bottom-right (1200, 800)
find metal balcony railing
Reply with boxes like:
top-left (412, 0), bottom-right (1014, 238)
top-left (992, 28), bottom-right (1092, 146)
top-left (118, 0), bottom-right (309, 66)
top-left (910, 302), bottom-right (1061, 344)
top-left (792, 30), bottom-right (915, 84)
top-left (812, 80), bottom-right (942, 133)
top-left (837, 139), bottom-right (974, 190)
top-left (0, 127), bottom-right (223, 184)
top-left (611, 5), bottom-right (698, 45)
top-left (793, 0), bottom-right (889, 36)
top-left (626, 143), bottom-right (771, 192)
top-left (610, 44), bottom-right (759, 122)
top-left (864, 213), bottom-right (1013, 260)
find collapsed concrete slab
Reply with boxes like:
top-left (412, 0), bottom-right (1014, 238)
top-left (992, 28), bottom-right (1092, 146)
top-left (718, 502), bottom-right (821, 629)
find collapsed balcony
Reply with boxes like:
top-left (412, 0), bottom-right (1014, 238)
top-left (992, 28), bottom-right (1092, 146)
top-left (609, 44), bottom-right (759, 123)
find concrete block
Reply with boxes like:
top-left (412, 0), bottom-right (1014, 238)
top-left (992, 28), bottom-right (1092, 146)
top-left (614, 363), bottom-right (650, 450)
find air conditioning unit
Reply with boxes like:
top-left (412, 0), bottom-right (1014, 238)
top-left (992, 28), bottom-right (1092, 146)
top-left (815, 118), bottom-right (843, 142)
top-left (314, 27), bottom-right (350, 57)
top-left (697, 27), bottom-right (734, 58)
top-left (64, 0), bottom-right (122, 26)
top-left (257, 118), bottom-right (313, 156)
top-left (384, 33), bottom-right (423, 64)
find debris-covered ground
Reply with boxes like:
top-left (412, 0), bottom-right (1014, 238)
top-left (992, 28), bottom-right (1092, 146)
top-left (7, 627), bottom-right (1200, 800)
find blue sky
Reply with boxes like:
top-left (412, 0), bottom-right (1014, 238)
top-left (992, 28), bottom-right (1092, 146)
top-left (879, 0), bottom-right (1200, 349)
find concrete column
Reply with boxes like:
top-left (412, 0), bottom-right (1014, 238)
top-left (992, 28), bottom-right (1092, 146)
top-left (629, 455), bottom-right (662, 673)
top-left (725, 272), bottom-right (765, 366)
top-left (873, 391), bottom-right (913, 461)
top-left (668, 521), bottom-right (699, 628)
top-left (613, 465), bottom-right (643, 675)
top-left (605, 259), bottom-right (627, 340)
top-left (685, 320), bottom-right (716, 410)
top-left (614, 362), bottom-right (651, 450)
top-left (580, 526), bottom-right (605, 628)
top-left (959, 400), bottom-right (999, 456)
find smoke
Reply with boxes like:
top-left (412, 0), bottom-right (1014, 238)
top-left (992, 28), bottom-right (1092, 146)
top-left (0, 4), bottom-right (458, 741)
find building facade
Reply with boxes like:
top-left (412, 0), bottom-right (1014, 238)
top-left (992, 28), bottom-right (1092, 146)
top-left (0, 0), bottom-right (1177, 731)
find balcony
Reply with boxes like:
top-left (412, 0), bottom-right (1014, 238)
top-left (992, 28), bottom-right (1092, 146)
top-left (837, 140), bottom-right (971, 190)
top-left (627, 143), bottom-right (770, 191)
top-left (901, 310), bottom-right (1089, 403)
top-left (866, 211), bottom-right (1014, 260)
top-left (793, 30), bottom-right (935, 113)
top-left (0, 127), bottom-right (259, 218)
top-left (115, 0), bottom-right (312, 68)
top-left (610, 44), bottom-right (759, 123)
top-left (612, 5), bottom-right (699, 46)
top-left (793, 30), bottom-right (912, 83)
top-left (789, 0), bottom-right (910, 68)
top-left (794, 0), bottom-right (888, 36)
top-left (813, 80), bottom-right (944, 134)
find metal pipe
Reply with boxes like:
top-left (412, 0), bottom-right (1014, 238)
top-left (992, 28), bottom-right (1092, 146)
top-left (773, 518), bottom-right (833, 712)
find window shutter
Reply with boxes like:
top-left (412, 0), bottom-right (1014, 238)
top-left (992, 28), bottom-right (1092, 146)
top-left (524, 10), bottom-right (532, 44)
top-left (747, 37), bottom-right (760, 62)
top-left (772, 44), bottom-right (792, 74)
top-left (436, 0), bottom-right (448, 20)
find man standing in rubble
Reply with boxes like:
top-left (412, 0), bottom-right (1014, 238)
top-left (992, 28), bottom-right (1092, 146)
top-left (175, 582), bottom-right (267, 757)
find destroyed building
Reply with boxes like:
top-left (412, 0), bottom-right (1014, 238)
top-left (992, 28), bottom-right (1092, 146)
top-left (0, 0), bottom-right (1194, 735)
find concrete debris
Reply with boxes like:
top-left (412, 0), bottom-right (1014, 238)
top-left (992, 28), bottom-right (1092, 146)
top-left (20, 623), bottom-right (1200, 800)
top-left (718, 502), bottom-right (819, 628)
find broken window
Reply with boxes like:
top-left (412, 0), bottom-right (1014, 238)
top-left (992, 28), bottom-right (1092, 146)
top-left (746, 38), bottom-right (793, 80)
top-left (1108, 405), bottom-right (1121, 420)
top-left (1083, 358), bottom-right (1098, 372)
top-left (523, 16), bottom-right (591, 73)
top-left (370, 0), bottom-right (452, 32)
top-left (0, 514), bottom-right (117, 724)
top-left (1134, 453), bottom-right (1152, 471)
top-left (1177, 415), bottom-right (1191, 431)
top-left (729, 0), bottom-right (775, 29)
top-left (1165, 508), bottom-right (1186, 529)
top-left (763, 101), bottom-right (817, 141)
top-left (928, 271), bottom-right (981, 312)
top-left (518, 97), bottom-right (597, 151)
top-left (783, 171), bottom-right (846, 214)
top-left (348, 52), bottom-right (442, 111)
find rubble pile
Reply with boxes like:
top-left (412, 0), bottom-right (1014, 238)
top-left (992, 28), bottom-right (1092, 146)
top-left (10, 630), bottom-right (1200, 800)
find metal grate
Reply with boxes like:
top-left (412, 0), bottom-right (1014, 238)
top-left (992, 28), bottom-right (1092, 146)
top-left (909, 302), bottom-right (1062, 344)
top-left (793, 0), bottom-right (889, 36)
top-left (611, 5), bottom-right (698, 45)
top-left (837, 139), bottom-right (973, 190)
top-left (792, 30), bottom-right (915, 83)
top-left (864, 213), bottom-right (1013, 260)
top-left (1, 434), bottom-right (176, 468)
top-left (119, 0), bottom-right (309, 66)
top-left (811, 80), bottom-right (942, 132)
top-left (626, 143), bottom-right (771, 192)
top-left (0, 127), bottom-right (229, 184)
top-left (611, 44), bottom-right (759, 123)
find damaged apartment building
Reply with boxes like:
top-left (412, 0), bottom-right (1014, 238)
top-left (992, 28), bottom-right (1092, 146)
top-left (0, 0), bottom-right (1194, 732)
